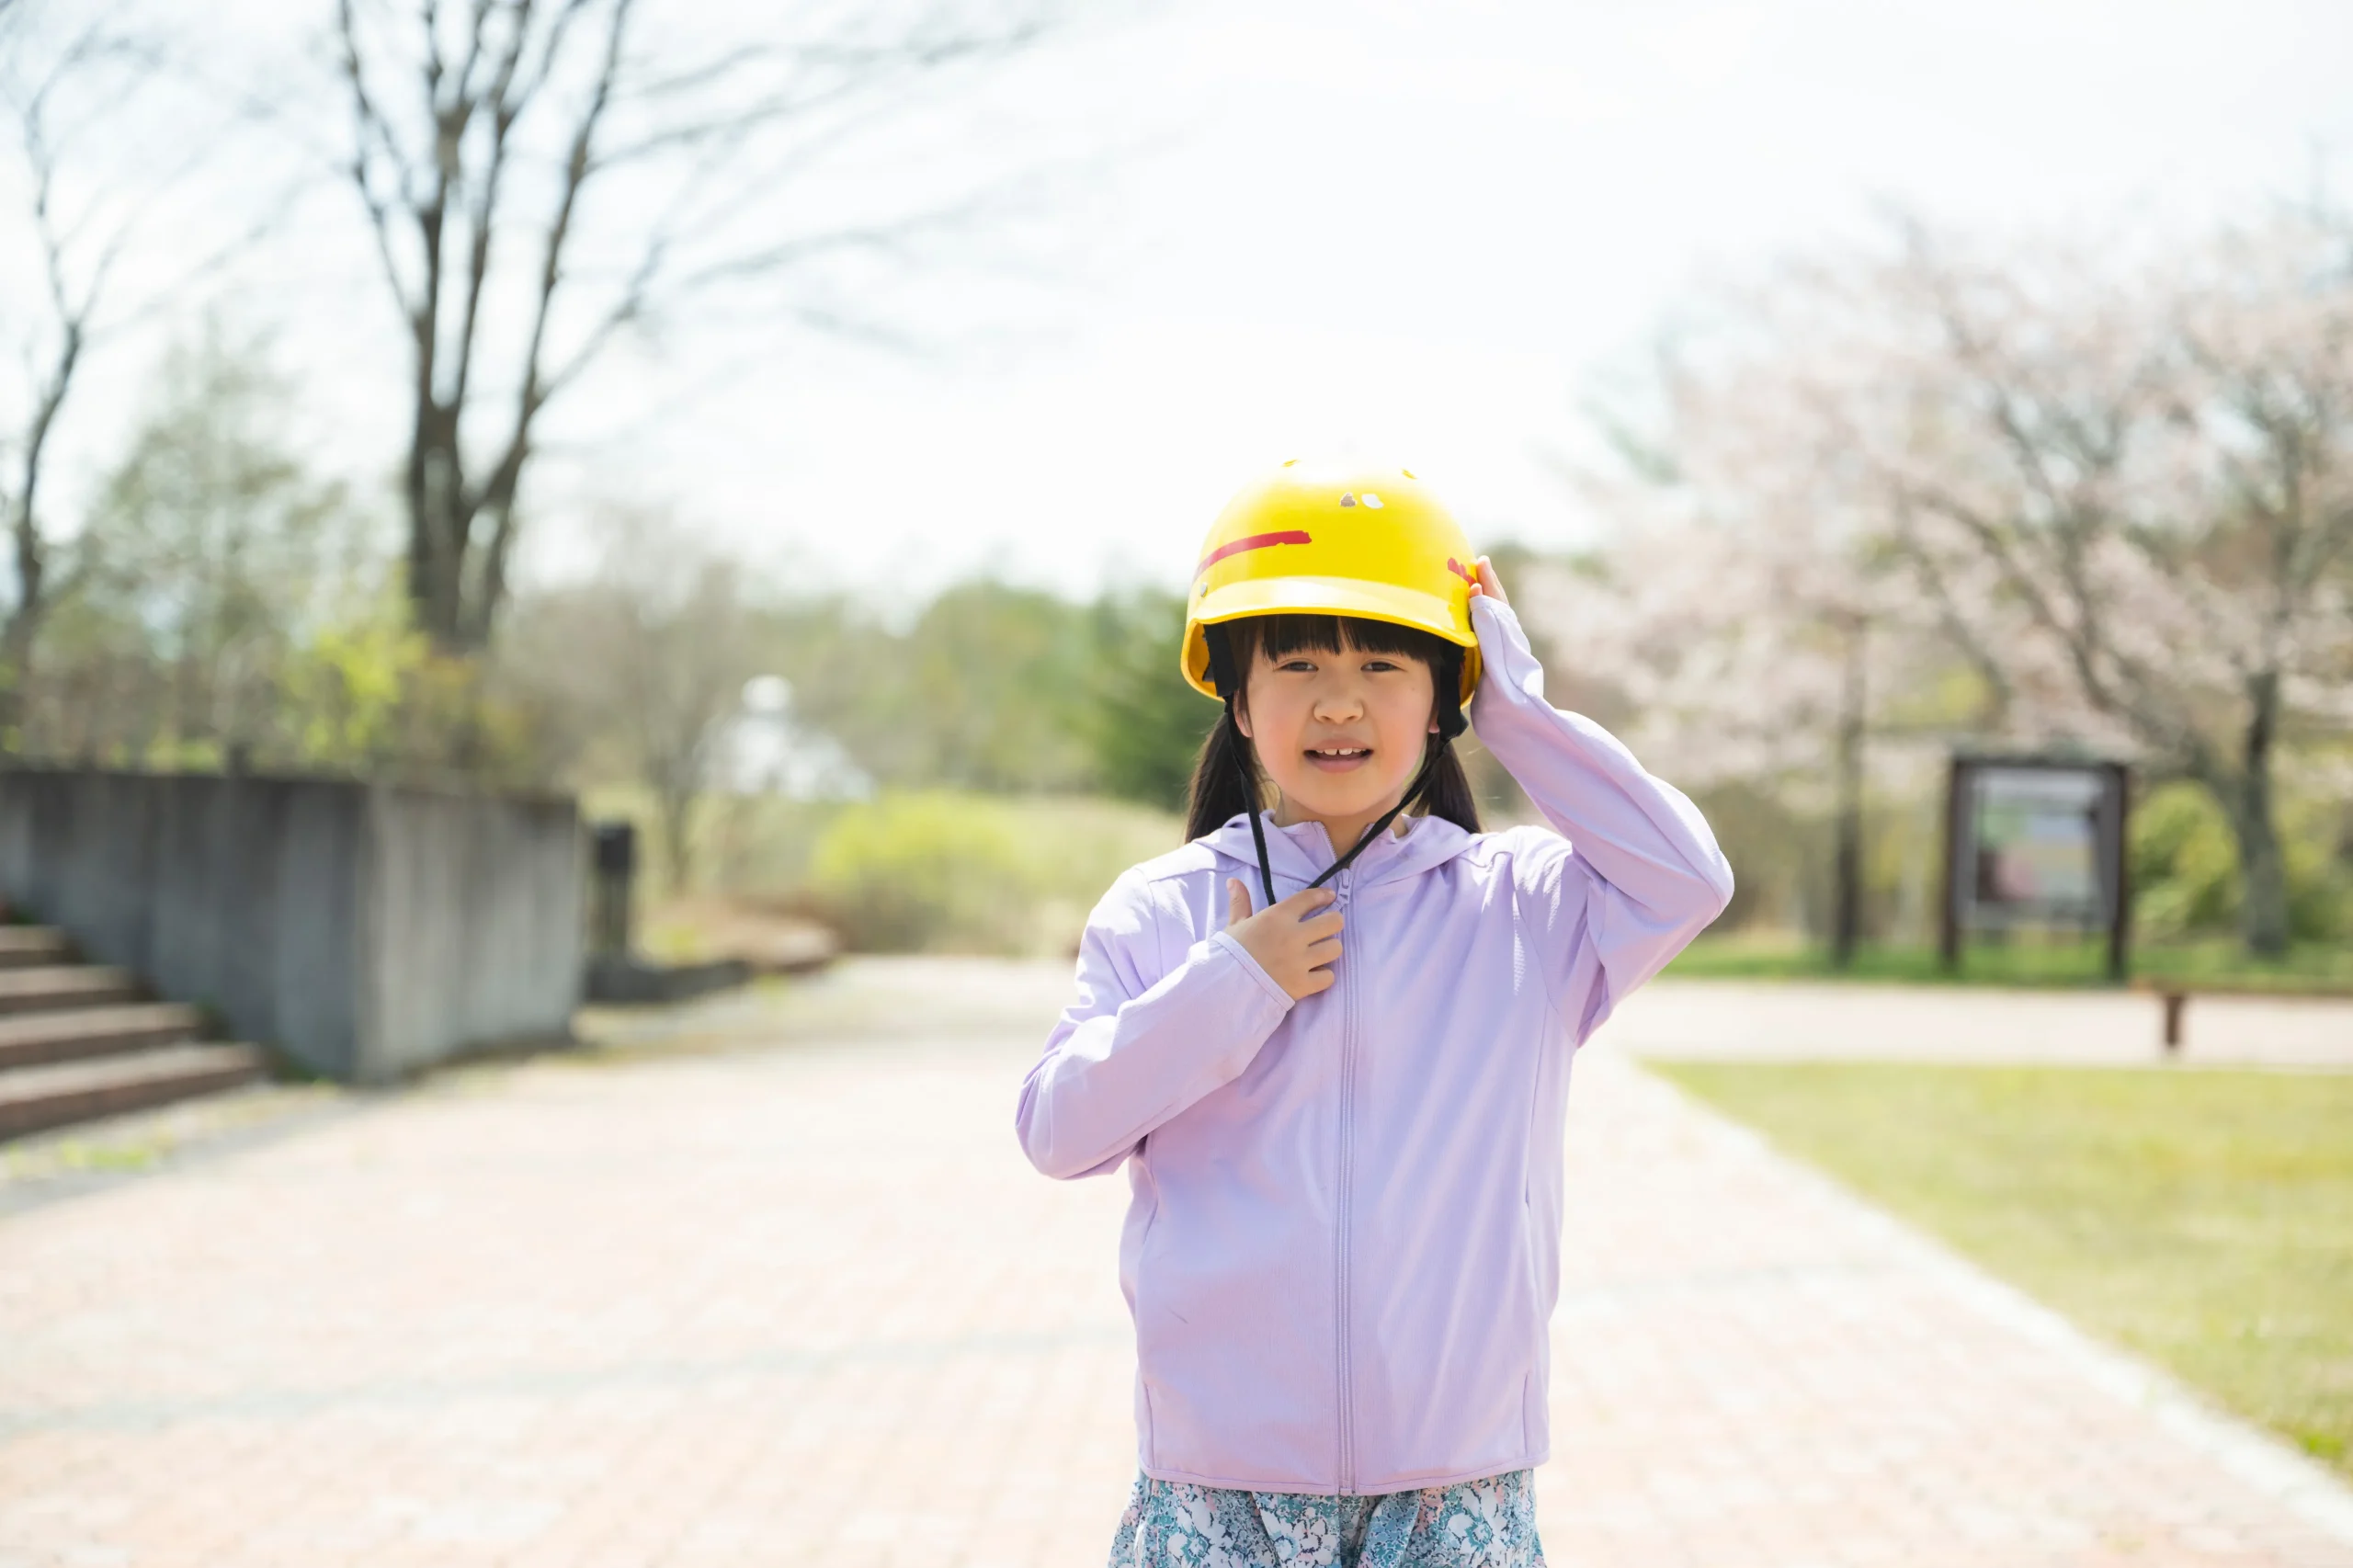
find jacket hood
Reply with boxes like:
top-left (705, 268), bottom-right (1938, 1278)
top-left (1198, 807), bottom-right (1478, 892)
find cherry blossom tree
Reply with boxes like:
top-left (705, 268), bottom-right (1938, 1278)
top-left (1530, 335), bottom-right (1945, 955)
top-left (1870, 217), bottom-right (2351, 955)
top-left (1544, 210), bottom-right (2353, 958)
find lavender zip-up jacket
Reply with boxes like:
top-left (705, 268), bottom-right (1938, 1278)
top-left (1015, 597), bottom-right (1733, 1495)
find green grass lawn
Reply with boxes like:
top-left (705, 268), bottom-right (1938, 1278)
top-left (1648, 1061), bottom-right (2353, 1479)
top-left (1665, 933), bottom-right (2353, 993)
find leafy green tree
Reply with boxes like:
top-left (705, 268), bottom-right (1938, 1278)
top-left (898, 582), bottom-right (1099, 790)
top-left (769, 582), bottom-right (1101, 794)
top-left (37, 324), bottom-right (365, 766)
top-left (1086, 586), bottom-right (1214, 812)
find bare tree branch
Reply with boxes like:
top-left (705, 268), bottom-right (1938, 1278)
top-left (452, 0), bottom-right (632, 646)
top-left (2, 5), bottom-right (289, 745)
top-left (330, 0), bottom-right (1074, 653)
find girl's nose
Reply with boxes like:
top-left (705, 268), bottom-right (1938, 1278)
top-left (1312, 684), bottom-right (1365, 722)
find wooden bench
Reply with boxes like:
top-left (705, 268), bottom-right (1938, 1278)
top-left (2130, 977), bottom-right (2353, 1055)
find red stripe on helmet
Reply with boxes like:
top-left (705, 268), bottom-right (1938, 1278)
top-left (1446, 556), bottom-right (1475, 584)
top-left (1196, 529), bottom-right (1313, 578)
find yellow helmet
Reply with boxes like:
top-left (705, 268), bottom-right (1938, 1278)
top-left (1181, 459), bottom-right (1482, 703)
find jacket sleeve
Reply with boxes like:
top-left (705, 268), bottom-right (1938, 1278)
top-left (1467, 594), bottom-right (1734, 1043)
top-left (1015, 869), bottom-right (1297, 1180)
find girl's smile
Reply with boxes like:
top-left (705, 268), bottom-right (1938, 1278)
top-left (1303, 743), bottom-right (1373, 772)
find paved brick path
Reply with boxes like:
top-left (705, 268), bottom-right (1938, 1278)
top-left (1, 960), bottom-right (2347, 1566)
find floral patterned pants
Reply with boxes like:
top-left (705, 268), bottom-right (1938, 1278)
top-left (1107, 1469), bottom-right (1545, 1568)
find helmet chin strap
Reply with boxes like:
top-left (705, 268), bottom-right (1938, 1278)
top-left (1303, 743), bottom-right (1446, 892)
top-left (1223, 698), bottom-right (1279, 908)
top-left (1207, 627), bottom-right (1280, 907)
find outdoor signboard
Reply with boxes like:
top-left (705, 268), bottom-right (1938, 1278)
top-left (1939, 756), bottom-right (2131, 980)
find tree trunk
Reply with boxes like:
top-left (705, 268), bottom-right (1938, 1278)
top-left (2225, 671), bottom-right (2291, 959)
top-left (0, 608), bottom-right (31, 756)
top-left (657, 785), bottom-right (695, 898)
top-left (5, 485), bottom-right (46, 756)
top-left (1830, 616), bottom-right (1867, 968)
top-left (405, 395), bottom-right (474, 651)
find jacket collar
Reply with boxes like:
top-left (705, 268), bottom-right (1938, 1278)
top-left (1200, 808), bottom-right (1475, 892)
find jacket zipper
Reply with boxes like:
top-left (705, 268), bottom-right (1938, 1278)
top-left (1336, 866), bottom-right (1357, 1494)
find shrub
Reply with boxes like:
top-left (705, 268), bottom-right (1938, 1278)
top-left (2131, 779), bottom-right (2349, 943)
top-left (2131, 782), bottom-right (2242, 940)
top-left (803, 790), bottom-right (1185, 955)
top-left (807, 791), bottom-right (1039, 953)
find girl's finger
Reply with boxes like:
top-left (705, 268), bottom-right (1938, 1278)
top-left (1475, 554), bottom-right (1509, 604)
top-left (1300, 912), bottom-right (1345, 941)
top-left (1227, 877), bottom-right (1252, 926)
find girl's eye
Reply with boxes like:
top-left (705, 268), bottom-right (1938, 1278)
top-left (1361, 660), bottom-right (1401, 673)
top-left (1277, 659), bottom-right (1317, 673)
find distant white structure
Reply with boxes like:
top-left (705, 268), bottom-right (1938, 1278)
top-left (709, 676), bottom-right (872, 801)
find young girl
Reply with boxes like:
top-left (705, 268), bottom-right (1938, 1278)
top-left (1017, 461), bottom-right (1733, 1568)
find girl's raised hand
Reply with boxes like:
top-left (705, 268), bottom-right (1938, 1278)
top-left (1224, 879), bottom-right (1344, 1001)
top-left (1465, 554), bottom-right (1509, 605)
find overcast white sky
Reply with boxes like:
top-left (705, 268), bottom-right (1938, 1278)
top-left (24, 0), bottom-right (2353, 608)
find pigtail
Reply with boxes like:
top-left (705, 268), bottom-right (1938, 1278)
top-left (1420, 643), bottom-right (1481, 835)
top-left (1424, 745), bottom-right (1480, 834)
top-left (1184, 708), bottom-right (1261, 843)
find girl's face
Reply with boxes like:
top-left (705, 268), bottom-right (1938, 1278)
top-left (1236, 630), bottom-right (1438, 830)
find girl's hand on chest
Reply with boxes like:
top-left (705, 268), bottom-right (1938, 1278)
top-left (1224, 879), bottom-right (1344, 1001)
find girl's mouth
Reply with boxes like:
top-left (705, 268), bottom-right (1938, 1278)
top-left (1305, 745), bottom-right (1372, 773)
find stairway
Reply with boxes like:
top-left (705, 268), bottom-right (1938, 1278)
top-left (0, 926), bottom-right (268, 1143)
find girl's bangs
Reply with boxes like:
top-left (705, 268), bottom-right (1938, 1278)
top-left (1232, 613), bottom-right (1443, 665)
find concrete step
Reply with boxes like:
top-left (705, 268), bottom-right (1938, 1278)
top-left (0, 965), bottom-right (141, 1015)
top-left (0, 1043), bottom-right (267, 1142)
top-left (0, 926), bottom-right (71, 968)
top-left (0, 1004), bottom-right (201, 1071)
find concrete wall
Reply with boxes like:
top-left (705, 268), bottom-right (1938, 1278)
top-left (0, 768), bottom-right (582, 1083)
top-left (364, 788), bottom-right (584, 1079)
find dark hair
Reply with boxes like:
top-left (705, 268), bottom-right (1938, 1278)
top-left (1184, 613), bottom-right (1480, 842)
